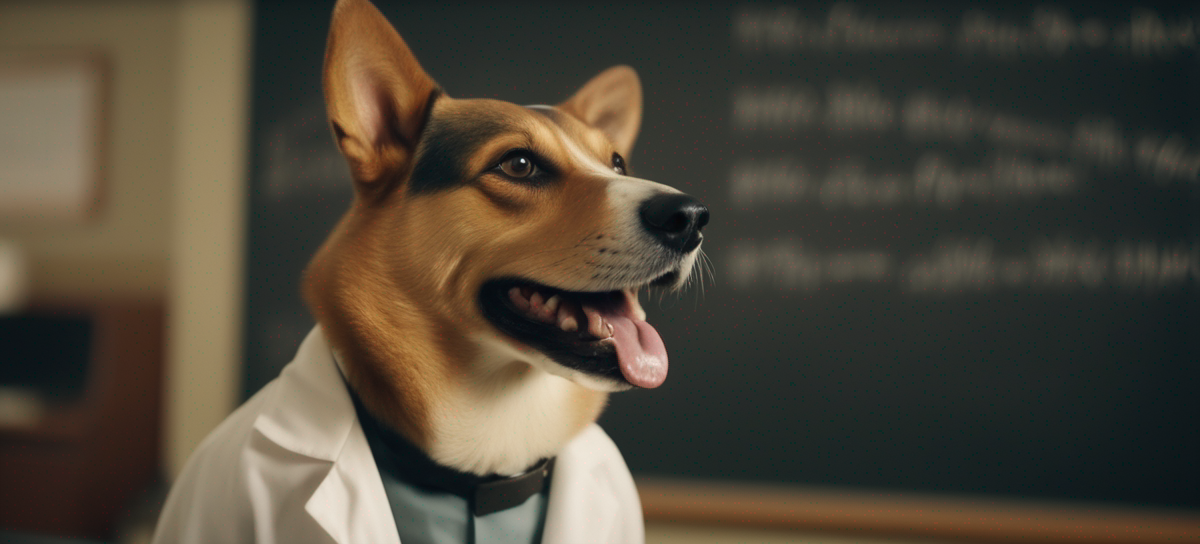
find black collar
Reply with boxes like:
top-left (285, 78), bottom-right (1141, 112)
top-left (349, 389), bottom-right (554, 516)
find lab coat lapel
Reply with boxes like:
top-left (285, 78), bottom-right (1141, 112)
top-left (306, 425), bottom-right (400, 544)
top-left (540, 430), bottom-right (620, 544)
top-left (252, 327), bottom-right (400, 544)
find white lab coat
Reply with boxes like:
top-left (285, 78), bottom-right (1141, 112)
top-left (152, 327), bottom-right (645, 544)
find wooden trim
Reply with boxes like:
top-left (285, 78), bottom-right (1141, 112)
top-left (638, 478), bottom-right (1200, 543)
top-left (164, 0), bottom-right (250, 480)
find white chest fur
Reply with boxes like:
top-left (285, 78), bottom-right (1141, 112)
top-left (424, 334), bottom-right (596, 476)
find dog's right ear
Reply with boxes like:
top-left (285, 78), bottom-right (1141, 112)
top-left (323, 0), bottom-right (437, 187)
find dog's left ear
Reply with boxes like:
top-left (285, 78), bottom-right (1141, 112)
top-left (560, 65), bottom-right (643, 158)
top-left (323, 0), bottom-right (438, 186)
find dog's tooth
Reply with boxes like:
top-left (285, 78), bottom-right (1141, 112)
top-left (583, 306), bottom-right (605, 338)
top-left (529, 292), bottom-right (544, 315)
top-left (509, 287), bottom-right (530, 311)
top-left (541, 295), bottom-right (561, 322)
top-left (556, 300), bottom-right (578, 331)
top-left (626, 288), bottom-right (646, 321)
top-left (558, 311), bottom-right (578, 332)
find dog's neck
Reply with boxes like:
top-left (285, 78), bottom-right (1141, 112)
top-left (426, 335), bottom-right (607, 475)
top-left (305, 217), bottom-right (607, 476)
top-left (338, 323), bottom-right (606, 477)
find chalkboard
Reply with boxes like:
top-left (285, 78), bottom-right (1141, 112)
top-left (245, 0), bottom-right (1199, 510)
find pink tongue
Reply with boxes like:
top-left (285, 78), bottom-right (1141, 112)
top-left (604, 315), bottom-right (668, 388)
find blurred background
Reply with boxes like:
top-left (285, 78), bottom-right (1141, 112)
top-left (0, 0), bottom-right (1196, 543)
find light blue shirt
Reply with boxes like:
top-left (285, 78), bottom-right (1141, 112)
top-left (355, 398), bottom-right (550, 544)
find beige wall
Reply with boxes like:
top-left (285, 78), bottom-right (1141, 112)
top-left (0, 2), bottom-right (179, 300)
top-left (0, 0), bottom-right (250, 479)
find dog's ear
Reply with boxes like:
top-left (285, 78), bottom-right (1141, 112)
top-left (323, 0), bottom-right (437, 186)
top-left (560, 65), bottom-right (643, 158)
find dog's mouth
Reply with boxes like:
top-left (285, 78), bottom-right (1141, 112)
top-left (479, 271), bottom-right (679, 388)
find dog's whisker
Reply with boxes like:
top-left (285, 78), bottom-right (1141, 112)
top-left (699, 249), bottom-right (715, 292)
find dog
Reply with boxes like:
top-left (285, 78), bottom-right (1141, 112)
top-left (152, 0), bottom-right (708, 542)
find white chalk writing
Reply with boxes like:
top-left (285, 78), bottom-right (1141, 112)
top-left (734, 4), bottom-right (1197, 59)
top-left (726, 238), bottom-right (1200, 292)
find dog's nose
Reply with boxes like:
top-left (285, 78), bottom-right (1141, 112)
top-left (639, 193), bottom-right (710, 253)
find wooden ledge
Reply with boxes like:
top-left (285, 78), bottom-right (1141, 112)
top-left (638, 478), bottom-right (1200, 543)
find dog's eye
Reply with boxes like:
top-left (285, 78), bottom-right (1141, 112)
top-left (499, 154), bottom-right (535, 178)
top-left (612, 153), bottom-right (626, 175)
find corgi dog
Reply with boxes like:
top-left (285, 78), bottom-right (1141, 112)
top-left (311, 0), bottom-right (709, 480)
top-left (153, 0), bottom-right (708, 541)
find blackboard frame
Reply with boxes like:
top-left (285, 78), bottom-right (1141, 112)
top-left (637, 478), bottom-right (1199, 542)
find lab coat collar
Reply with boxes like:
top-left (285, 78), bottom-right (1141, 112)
top-left (252, 326), bottom-right (354, 463)
top-left (541, 431), bottom-right (622, 543)
top-left (252, 326), bottom-right (401, 543)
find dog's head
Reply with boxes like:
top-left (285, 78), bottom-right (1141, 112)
top-left (309, 0), bottom-right (708, 403)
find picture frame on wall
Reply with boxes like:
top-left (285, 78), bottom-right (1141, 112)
top-left (0, 51), bottom-right (107, 223)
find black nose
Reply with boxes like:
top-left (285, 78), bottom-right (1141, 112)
top-left (638, 193), bottom-right (710, 253)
